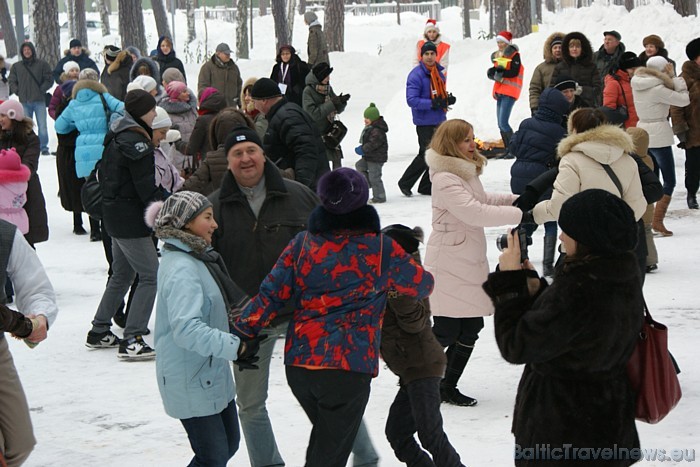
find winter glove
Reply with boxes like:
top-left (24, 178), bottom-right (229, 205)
top-left (520, 210), bottom-right (537, 226)
top-left (431, 97), bottom-right (446, 110)
top-left (330, 95), bottom-right (343, 108)
top-left (512, 186), bottom-right (540, 212)
top-left (447, 93), bottom-right (456, 106)
top-left (234, 334), bottom-right (268, 371)
top-left (355, 145), bottom-right (364, 156)
top-left (339, 93), bottom-right (351, 104)
top-left (487, 68), bottom-right (497, 80)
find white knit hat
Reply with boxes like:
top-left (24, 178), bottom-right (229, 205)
top-left (131, 75), bottom-right (157, 93)
top-left (646, 56), bottom-right (668, 71)
top-left (63, 61), bottom-right (79, 74)
top-left (151, 107), bottom-right (172, 130)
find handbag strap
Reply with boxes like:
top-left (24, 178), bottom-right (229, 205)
top-left (600, 163), bottom-right (624, 197)
top-left (98, 93), bottom-right (111, 120)
top-left (611, 73), bottom-right (629, 108)
top-left (22, 62), bottom-right (44, 89)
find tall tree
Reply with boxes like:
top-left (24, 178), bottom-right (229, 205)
top-left (260, 0), bottom-right (268, 16)
top-left (187, 0), bottom-right (196, 41)
top-left (326, 0), bottom-right (344, 51)
top-left (286, 0), bottom-right (297, 44)
top-left (271, 0), bottom-right (289, 52)
top-left (33, 0), bottom-right (61, 65)
top-left (236, 0), bottom-right (250, 58)
top-left (298, 0), bottom-right (306, 15)
top-left (396, 0), bottom-right (401, 25)
top-left (0, 0), bottom-right (18, 57)
top-left (671, 0), bottom-right (697, 16)
top-left (545, 0), bottom-right (555, 12)
top-left (624, 0), bottom-right (634, 11)
top-left (492, 0), bottom-right (507, 34)
top-left (461, 0), bottom-right (471, 38)
top-left (509, 0), bottom-right (530, 38)
top-left (96, 0), bottom-right (111, 36)
top-left (152, 0), bottom-right (172, 39)
top-left (119, 0), bottom-right (147, 56)
top-left (66, 0), bottom-right (75, 39)
top-left (74, 0), bottom-right (88, 46)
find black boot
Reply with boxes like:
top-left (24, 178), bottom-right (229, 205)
top-left (89, 217), bottom-right (102, 242)
top-left (687, 194), bottom-right (699, 210)
top-left (440, 343), bottom-right (478, 407)
top-left (73, 212), bottom-right (87, 235)
top-left (498, 130), bottom-right (514, 160)
top-left (542, 235), bottom-right (557, 277)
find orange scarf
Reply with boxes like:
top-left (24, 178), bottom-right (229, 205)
top-left (425, 63), bottom-right (447, 105)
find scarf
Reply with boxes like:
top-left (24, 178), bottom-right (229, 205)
top-left (425, 63), bottom-right (448, 112)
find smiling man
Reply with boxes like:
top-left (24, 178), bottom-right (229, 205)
top-left (52, 38), bottom-right (99, 85)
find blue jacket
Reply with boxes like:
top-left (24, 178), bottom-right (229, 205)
top-left (54, 80), bottom-right (124, 177)
top-left (155, 238), bottom-right (242, 420)
top-left (406, 62), bottom-right (447, 127)
top-left (509, 88), bottom-right (569, 194)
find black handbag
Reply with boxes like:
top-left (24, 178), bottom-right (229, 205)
top-left (81, 162), bottom-right (103, 220)
top-left (322, 120), bottom-right (348, 149)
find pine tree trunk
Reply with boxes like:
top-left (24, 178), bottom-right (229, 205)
top-left (286, 0), bottom-right (296, 44)
top-left (461, 0), bottom-right (471, 38)
top-left (672, 0), bottom-right (697, 16)
top-left (74, 0), bottom-right (88, 46)
top-left (119, 0), bottom-right (148, 56)
top-left (236, 0), bottom-right (249, 58)
top-left (298, 0), bottom-right (306, 15)
top-left (259, 0), bottom-right (268, 16)
top-left (326, 0), bottom-right (344, 52)
top-left (0, 0), bottom-right (18, 57)
top-left (152, 0), bottom-right (172, 39)
top-left (33, 0), bottom-right (61, 65)
top-left (545, 0), bottom-right (554, 11)
top-left (493, 0), bottom-right (507, 33)
top-left (66, 0), bottom-right (75, 39)
top-left (187, 0), bottom-right (196, 41)
top-left (536, 0), bottom-right (542, 23)
top-left (96, 0), bottom-right (111, 36)
top-left (271, 0), bottom-right (289, 52)
top-left (509, 0), bottom-right (530, 38)
top-left (624, 0), bottom-right (633, 11)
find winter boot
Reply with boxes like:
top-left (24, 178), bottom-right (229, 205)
top-left (73, 212), bottom-right (87, 235)
top-left (687, 194), bottom-right (699, 210)
top-left (542, 235), bottom-right (557, 277)
top-left (89, 216), bottom-right (102, 242)
top-left (499, 130), bottom-right (514, 160)
top-left (440, 343), bottom-right (478, 407)
top-left (652, 194), bottom-right (673, 236)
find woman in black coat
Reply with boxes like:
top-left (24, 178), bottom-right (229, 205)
top-left (550, 32), bottom-right (602, 107)
top-left (270, 45), bottom-right (310, 107)
top-left (484, 189), bottom-right (643, 467)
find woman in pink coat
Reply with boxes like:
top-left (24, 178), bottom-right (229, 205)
top-left (0, 147), bottom-right (30, 234)
top-left (424, 119), bottom-right (523, 407)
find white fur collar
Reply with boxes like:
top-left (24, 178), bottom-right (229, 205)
top-left (425, 148), bottom-right (480, 181)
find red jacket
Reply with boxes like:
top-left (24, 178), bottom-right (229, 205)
top-left (604, 70), bottom-right (638, 128)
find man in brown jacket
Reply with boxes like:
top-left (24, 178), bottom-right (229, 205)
top-left (303, 11), bottom-right (330, 67)
top-left (197, 43), bottom-right (242, 107)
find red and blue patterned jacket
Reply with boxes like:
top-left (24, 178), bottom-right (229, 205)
top-left (234, 230), bottom-right (434, 376)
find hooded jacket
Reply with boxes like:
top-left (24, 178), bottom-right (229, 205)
top-left (197, 53), bottom-right (242, 107)
top-left (8, 42), bottom-right (53, 103)
top-left (0, 157), bottom-right (30, 234)
top-left (129, 57), bottom-right (162, 89)
top-left (550, 32), bottom-right (602, 107)
top-left (270, 46), bottom-right (310, 107)
top-left (359, 117), bottom-right (389, 164)
top-left (529, 32), bottom-right (565, 110)
top-left (406, 61), bottom-right (447, 127)
top-left (631, 66), bottom-right (689, 148)
top-left (533, 123), bottom-right (646, 223)
top-left (53, 47), bottom-right (99, 85)
top-left (424, 149), bottom-right (521, 319)
top-left (55, 79), bottom-right (124, 177)
top-left (671, 59), bottom-right (700, 149)
top-left (100, 50), bottom-right (133, 101)
top-left (307, 22), bottom-right (329, 67)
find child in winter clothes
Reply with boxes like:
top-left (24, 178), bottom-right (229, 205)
top-left (161, 80), bottom-right (198, 174)
top-left (146, 190), bottom-right (261, 467)
top-left (355, 103), bottom-right (388, 203)
top-left (0, 148), bottom-right (30, 234)
top-left (151, 107), bottom-right (184, 194)
top-left (380, 224), bottom-right (465, 467)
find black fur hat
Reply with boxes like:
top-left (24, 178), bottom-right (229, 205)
top-left (381, 224), bottom-right (424, 254)
top-left (687, 37), bottom-right (700, 61)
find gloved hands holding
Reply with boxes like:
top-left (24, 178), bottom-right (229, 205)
top-left (447, 93), bottom-right (456, 106)
top-left (234, 334), bottom-right (268, 371)
top-left (331, 93), bottom-right (351, 109)
top-left (520, 210), bottom-right (536, 225)
top-left (513, 186), bottom-right (540, 212)
top-left (431, 97), bottom-right (447, 110)
top-left (355, 145), bottom-right (364, 156)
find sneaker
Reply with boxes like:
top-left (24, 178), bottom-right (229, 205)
top-left (41, 149), bottom-right (50, 156)
top-left (86, 330), bottom-right (121, 349)
top-left (118, 336), bottom-right (155, 360)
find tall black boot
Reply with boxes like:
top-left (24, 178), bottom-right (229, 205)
top-left (542, 235), bottom-right (557, 277)
top-left (73, 211), bottom-right (87, 235)
top-left (499, 130), bottom-right (514, 160)
top-left (440, 343), bottom-right (478, 407)
top-left (89, 217), bottom-right (102, 242)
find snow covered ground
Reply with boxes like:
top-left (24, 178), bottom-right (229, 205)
top-left (3, 2), bottom-right (700, 465)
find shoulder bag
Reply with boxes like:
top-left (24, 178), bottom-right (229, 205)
top-left (81, 161), bottom-right (103, 220)
top-left (322, 119), bottom-right (348, 150)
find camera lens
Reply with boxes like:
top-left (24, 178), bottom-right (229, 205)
top-left (496, 234), bottom-right (508, 251)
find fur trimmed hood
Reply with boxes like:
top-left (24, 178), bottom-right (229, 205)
top-left (543, 31), bottom-right (565, 63)
top-left (557, 123), bottom-right (634, 164)
top-left (308, 204), bottom-right (380, 234)
top-left (240, 76), bottom-right (257, 111)
top-left (63, 47), bottom-right (92, 57)
top-left (156, 226), bottom-right (209, 254)
top-left (107, 50), bottom-right (133, 75)
top-left (561, 31), bottom-right (594, 65)
top-left (632, 66), bottom-right (675, 91)
top-left (130, 57), bottom-right (161, 85)
top-left (72, 78), bottom-right (108, 99)
top-left (425, 148), bottom-right (484, 181)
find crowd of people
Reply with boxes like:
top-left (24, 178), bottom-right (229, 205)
top-left (0, 14), bottom-right (696, 467)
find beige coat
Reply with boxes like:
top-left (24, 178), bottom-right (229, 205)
top-left (424, 149), bottom-right (521, 318)
top-left (533, 124), bottom-right (646, 224)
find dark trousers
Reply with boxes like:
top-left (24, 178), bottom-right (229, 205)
top-left (399, 125), bottom-right (436, 195)
top-left (385, 377), bottom-right (464, 467)
top-left (286, 366), bottom-right (371, 467)
top-left (180, 399), bottom-right (240, 467)
top-left (635, 219), bottom-right (647, 286)
top-left (432, 316), bottom-right (485, 348)
top-left (685, 146), bottom-right (700, 196)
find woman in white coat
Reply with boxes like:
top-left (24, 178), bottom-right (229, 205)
top-left (424, 119), bottom-right (523, 407)
top-left (631, 56), bottom-right (690, 236)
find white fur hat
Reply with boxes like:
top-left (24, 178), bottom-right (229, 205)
top-left (151, 107), bottom-right (172, 130)
top-left (131, 75), bottom-right (157, 93)
top-left (63, 61), bottom-right (80, 74)
top-left (646, 56), bottom-right (668, 71)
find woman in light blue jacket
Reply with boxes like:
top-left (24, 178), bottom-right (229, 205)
top-left (145, 190), bottom-right (263, 467)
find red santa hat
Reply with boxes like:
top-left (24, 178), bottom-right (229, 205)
top-left (496, 30), bottom-right (513, 44)
top-left (424, 19), bottom-right (439, 34)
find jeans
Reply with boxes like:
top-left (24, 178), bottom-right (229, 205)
top-left (355, 159), bottom-right (386, 201)
top-left (180, 399), bottom-right (240, 467)
top-left (399, 125), bottom-right (436, 195)
top-left (91, 236), bottom-right (158, 339)
top-left (496, 94), bottom-right (516, 134)
top-left (385, 377), bottom-right (464, 467)
top-left (684, 146), bottom-right (700, 196)
top-left (286, 366), bottom-right (371, 467)
top-left (649, 146), bottom-right (676, 196)
top-left (432, 316), bottom-right (484, 348)
top-left (21, 101), bottom-right (48, 152)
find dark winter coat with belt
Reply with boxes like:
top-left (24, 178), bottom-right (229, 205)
top-left (359, 117), bottom-right (389, 164)
top-left (100, 50), bottom-right (133, 101)
top-left (8, 42), bottom-right (53, 104)
top-left (197, 54), bottom-right (242, 107)
top-left (263, 97), bottom-right (329, 190)
top-left (0, 119), bottom-right (48, 244)
top-left (233, 204), bottom-right (434, 376)
top-left (271, 47), bottom-right (310, 107)
top-left (53, 48), bottom-right (99, 84)
top-left (210, 161), bottom-right (319, 326)
top-left (51, 82), bottom-right (83, 213)
top-left (307, 23), bottom-right (330, 67)
top-left (671, 59), bottom-right (700, 150)
top-left (100, 112), bottom-right (166, 239)
top-left (550, 32), bottom-right (603, 107)
top-left (483, 253), bottom-right (643, 467)
top-left (510, 88), bottom-right (569, 195)
top-left (529, 32), bottom-right (565, 111)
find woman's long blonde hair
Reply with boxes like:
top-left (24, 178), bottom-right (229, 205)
top-left (429, 119), bottom-right (487, 171)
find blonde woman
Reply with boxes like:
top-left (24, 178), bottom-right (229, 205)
top-left (424, 119), bottom-right (524, 406)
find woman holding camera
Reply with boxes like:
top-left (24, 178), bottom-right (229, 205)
top-left (424, 119), bottom-right (524, 407)
top-left (484, 189), bottom-right (643, 466)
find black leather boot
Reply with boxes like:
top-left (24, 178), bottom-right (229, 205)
top-left (688, 194), bottom-right (699, 210)
top-left (440, 343), bottom-right (478, 406)
top-left (542, 235), bottom-right (557, 277)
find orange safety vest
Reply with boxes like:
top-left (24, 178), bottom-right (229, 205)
top-left (492, 52), bottom-right (524, 100)
top-left (416, 39), bottom-right (451, 66)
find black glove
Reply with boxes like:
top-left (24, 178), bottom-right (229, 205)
top-left (487, 68), bottom-right (496, 80)
top-left (234, 334), bottom-right (268, 371)
top-left (520, 210), bottom-right (536, 225)
top-left (512, 186), bottom-right (540, 212)
top-left (431, 97), bottom-right (446, 110)
top-left (677, 142), bottom-right (686, 150)
top-left (447, 93), bottom-right (456, 105)
top-left (330, 95), bottom-right (342, 107)
top-left (339, 93), bottom-right (351, 103)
